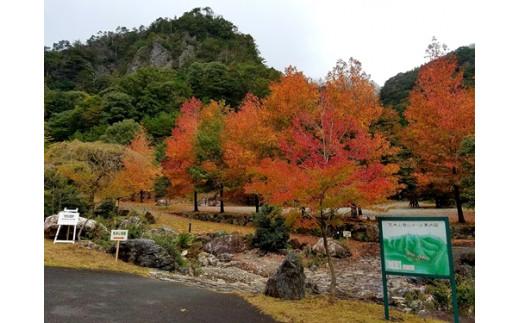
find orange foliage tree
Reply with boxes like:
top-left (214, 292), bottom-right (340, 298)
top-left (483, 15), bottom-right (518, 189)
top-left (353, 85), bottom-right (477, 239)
top-left (222, 94), bottom-right (278, 210)
top-left (105, 129), bottom-right (161, 202)
top-left (403, 55), bottom-right (475, 223)
top-left (163, 98), bottom-right (202, 211)
top-left (245, 61), bottom-right (400, 300)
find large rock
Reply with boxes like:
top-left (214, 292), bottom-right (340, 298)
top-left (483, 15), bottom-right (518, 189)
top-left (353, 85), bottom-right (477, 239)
top-left (312, 238), bottom-right (351, 258)
top-left (265, 253), bottom-right (306, 300)
top-left (203, 234), bottom-right (247, 256)
top-left (111, 239), bottom-right (175, 271)
top-left (197, 251), bottom-right (218, 266)
top-left (44, 214), bottom-right (108, 240)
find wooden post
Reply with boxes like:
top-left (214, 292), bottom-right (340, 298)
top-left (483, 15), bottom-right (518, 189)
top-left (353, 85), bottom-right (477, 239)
top-left (115, 240), bottom-right (120, 262)
top-left (188, 222), bottom-right (192, 233)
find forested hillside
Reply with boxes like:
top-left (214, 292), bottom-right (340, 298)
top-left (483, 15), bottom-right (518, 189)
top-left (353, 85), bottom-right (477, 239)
top-left (44, 7), bottom-right (280, 144)
top-left (380, 45), bottom-right (475, 119)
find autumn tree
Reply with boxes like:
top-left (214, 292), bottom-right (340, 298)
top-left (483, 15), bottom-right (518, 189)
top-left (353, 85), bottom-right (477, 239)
top-left (104, 129), bottom-right (161, 202)
top-left (403, 55), bottom-right (474, 223)
top-left (163, 98), bottom-right (202, 211)
top-left (247, 60), bottom-right (400, 301)
top-left (222, 94), bottom-right (278, 211)
top-left (191, 100), bottom-right (228, 212)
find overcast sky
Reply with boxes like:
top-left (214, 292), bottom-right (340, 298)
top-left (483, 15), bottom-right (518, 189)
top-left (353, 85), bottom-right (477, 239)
top-left (44, 0), bottom-right (476, 85)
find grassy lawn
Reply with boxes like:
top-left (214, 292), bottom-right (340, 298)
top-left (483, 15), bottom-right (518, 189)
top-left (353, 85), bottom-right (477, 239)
top-left (243, 294), bottom-right (445, 323)
top-left (44, 239), bottom-right (149, 276)
top-left (153, 212), bottom-right (255, 235)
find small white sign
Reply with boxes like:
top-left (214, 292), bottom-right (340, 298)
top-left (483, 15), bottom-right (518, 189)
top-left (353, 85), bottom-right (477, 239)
top-left (110, 230), bottom-right (128, 241)
top-left (343, 230), bottom-right (352, 238)
top-left (57, 211), bottom-right (79, 226)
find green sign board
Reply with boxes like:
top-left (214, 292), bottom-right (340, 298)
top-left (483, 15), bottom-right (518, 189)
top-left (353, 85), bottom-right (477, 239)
top-left (377, 216), bottom-right (459, 322)
top-left (381, 219), bottom-right (450, 277)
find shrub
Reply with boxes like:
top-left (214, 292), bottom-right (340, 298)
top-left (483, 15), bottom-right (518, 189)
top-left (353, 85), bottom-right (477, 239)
top-left (152, 234), bottom-right (186, 268)
top-left (127, 223), bottom-right (146, 239)
top-left (252, 205), bottom-right (290, 252)
top-left (426, 274), bottom-right (475, 316)
top-left (176, 232), bottom-right (194, 250)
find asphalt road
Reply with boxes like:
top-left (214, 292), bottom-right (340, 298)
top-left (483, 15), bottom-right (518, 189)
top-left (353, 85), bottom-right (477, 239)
top-left (45, 267), bottom-right (276, 323)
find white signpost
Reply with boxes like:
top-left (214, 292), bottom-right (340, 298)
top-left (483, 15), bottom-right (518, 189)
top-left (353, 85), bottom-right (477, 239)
top-left (54, 208), bottom-right (80, 244)
top-left (342, 230), bottom-right (352, 238)
top-left (110, 230), bottom-right (128, 262)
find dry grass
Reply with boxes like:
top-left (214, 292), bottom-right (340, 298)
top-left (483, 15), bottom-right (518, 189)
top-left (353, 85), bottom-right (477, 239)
top-left (153, 213), bottom-right (255, 235)
top-left (44, 239), bottom-right (149, 276)
top-left (242, 294), bottom-right (445, 323)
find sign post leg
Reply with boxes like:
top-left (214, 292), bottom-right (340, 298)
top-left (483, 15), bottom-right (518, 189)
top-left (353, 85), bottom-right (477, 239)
top-left (115, 240), bottom-right (120, 262)
top-left (54, 225), bottom-right (62, 244)
top-left (382, 273), bottom-right (390, 320)
top-left (450, 275), bottom-right (460, 323)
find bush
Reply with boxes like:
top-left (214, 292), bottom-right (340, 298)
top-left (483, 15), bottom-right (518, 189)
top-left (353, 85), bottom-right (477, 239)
top-left (252, 205), bottom-right (290, 252)
top-left (152, 233), bottom-right (186, 268)
top-left (426, 274), bottom-right (475, 316)
top-left (127, 223), bottom-right (146, 239)
top-left (176, 232), bottom-right (194, 249)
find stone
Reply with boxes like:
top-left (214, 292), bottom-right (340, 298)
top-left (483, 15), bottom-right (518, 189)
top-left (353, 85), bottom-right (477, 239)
top-left (218, 253), bottom-right (233, 262)
top-left (198, 252), bottom-right (218, 266)
top-left (44, 214), bottom-right (108, 240)
top-left (311, 238), bottom-right (351, 258)
top-left (111, 239), bottom-right (175, 271)
top-left (265, 253), bottom-right (306, 300)
top-left (203, 234), bottom-right (247, 256)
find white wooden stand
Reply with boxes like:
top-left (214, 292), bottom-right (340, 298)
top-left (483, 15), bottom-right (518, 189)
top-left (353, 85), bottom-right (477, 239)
top-left (54, 208), bottom-right (80, 244)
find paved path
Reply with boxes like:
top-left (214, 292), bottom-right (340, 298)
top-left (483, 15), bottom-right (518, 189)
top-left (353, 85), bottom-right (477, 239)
top-left (45, 267), bottom-right (275, 323)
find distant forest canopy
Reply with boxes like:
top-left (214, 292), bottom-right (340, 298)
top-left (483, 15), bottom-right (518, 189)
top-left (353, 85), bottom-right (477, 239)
top-left (379, 45), bottom-right (475, 120)
top-left (44, 7), bottom-right (280, 143)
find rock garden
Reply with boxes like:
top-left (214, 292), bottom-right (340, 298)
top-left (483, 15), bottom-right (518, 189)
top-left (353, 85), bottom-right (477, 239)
top-left (44, 202), bottom-right (475, 321)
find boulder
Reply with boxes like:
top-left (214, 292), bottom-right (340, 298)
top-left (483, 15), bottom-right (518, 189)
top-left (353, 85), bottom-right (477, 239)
top-left (44, 214), bottom-right (108, 240)
top-left (350, 222), bottom-right (379, 242)
top-left (197, 251), bottom-right (218, 266)
top-left (111, 239), bottom-right (175, 271)
top-left (217, 253), bottom-right (233, 262)
top-left (312, 238), bottom-right (351, 258)
top-left (203, 234), bottom-right (247, 256)
top-left (265, 253), bottom-right (306, 300)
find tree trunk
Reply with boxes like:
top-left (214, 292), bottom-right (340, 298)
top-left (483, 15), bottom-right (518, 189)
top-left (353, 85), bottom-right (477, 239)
top-left (193, 191), bottom-right (199, 212)
top-left (255, 194), bottom-right (260, 213)
top-left (453, 184), bottom-right (466, 223)
top-left (350, 204), bottom-right (358, 218)
top-left (220, 185), bottom-right (224, 213)
top-left (320, 221), bottom-right (337, 302)
top-left (139, 190), bottom-right (144, 203)
top-left (357, 207), bottom-right (363, 216)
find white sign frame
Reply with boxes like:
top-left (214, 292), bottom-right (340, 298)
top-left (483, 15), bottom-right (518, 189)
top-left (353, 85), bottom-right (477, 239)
top-left (111, 230), bottom-right (128, 262)
top-left (54, 208), bottom-right (80, 244)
